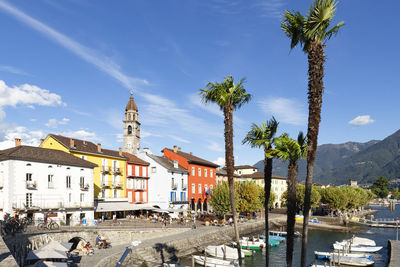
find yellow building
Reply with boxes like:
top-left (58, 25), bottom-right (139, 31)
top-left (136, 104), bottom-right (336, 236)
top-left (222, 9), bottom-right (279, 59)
top-left (40, 134), bottom-right (128, 217)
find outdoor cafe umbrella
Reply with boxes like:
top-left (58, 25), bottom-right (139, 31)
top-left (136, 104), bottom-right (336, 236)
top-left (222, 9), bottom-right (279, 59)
top-left (40, 241), bottom-right (73, 252)
top-left (26, 249), bottom-right (68, 261)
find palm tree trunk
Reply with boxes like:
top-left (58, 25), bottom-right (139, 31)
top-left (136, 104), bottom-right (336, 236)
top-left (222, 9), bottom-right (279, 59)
top-left (264, 151), bottom-right (273, 267)
top-left (224, 104), bottom-right (242, 263)
top-left (300, 41), bottom-right (325, 267)
top-left (286, 160), bottom-right (298, 267)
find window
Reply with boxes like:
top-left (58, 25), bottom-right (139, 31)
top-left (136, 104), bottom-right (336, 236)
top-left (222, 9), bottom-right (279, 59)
top-left (143, 192), bottom-right (147, 202)
top-left (192, 183), bottom-right (195, 194)
top-left (170, 192), bottom-right (176, 201)
top-left (142, 166), bottom-right (146, 176)
top-left (26, 173), bottom-right (32, 181)
top-left (80, 176), bottom-right (85, 187)
top-left (191, 167), bottom-right (195, 176)
top-left (66, 176), bottom-right (71, 188)
top-left (152, 167), bottom-right (156, 173)
top-left (128, 125), bottom-right (132, 134)
top-left (180, 192), bottom-right (186, 201)
top-left (181, 178), bottom-right (184, 188)
top-left (80, 193), bottom-right (85, 203)
top-left (198, 168), bottom-right (201, 177)
top-left (205, 184), bottom-right (208, 193)
top-left (210, 170), bottom-right (213, 178)
top-left (171, 177), bottom-right (175, 188)
top-left (204, 169), bottom-right (207, 178)
top-left (68, 193), bottom-right (72, 202)
top-left (198, 184), bottom-right (202, 194)
top-left (173, 160), bottom-right (178, 168)
top-left (48, 175), bottom-right (54, 188)
top-left (128, 165), bottom-right (132, 176)
top-left (26, 193), bottom-right (32, 207)
top-left (100, 190), bottom-right (105, 199)
top-left (135, 166), bottom-right (139, 176)
top-left (113, 189), bottom-right (118, 198)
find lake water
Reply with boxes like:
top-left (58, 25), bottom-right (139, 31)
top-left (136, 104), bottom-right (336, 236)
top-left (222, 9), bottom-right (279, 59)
top-left (188, 205), bottom-right (400, 266)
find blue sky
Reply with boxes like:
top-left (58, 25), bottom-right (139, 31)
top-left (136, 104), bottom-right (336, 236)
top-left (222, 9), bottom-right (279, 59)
top-left (0, 0), bottom-right (399, 167)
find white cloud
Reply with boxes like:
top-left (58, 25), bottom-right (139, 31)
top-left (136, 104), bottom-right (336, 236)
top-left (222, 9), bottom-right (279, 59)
top-left (30, 118), bottom-right (37, 122)
top-left (189, 93), bottom-right (222, 118)
top-left (61, 130), bottom-right (98, 142)
top-left (45, 118), bottom-right (69, 128)
top-left (259, 97), bottom-right (306, 126)
top-left (0, 126), bottom-right (45, 149)
top-left (0, 1), bottom-right (148, 89)
top-left (168, 135), bottom-right (191, 144)
top-left (0, 65), bottom-right (30, 76)
top-left (213, 157), bottom-right (225, 168)
top-left (252, 0), bottom-right (285, 18)
top-left (208, 140), bottom-right (224, 152)
top-left (349, 115), bottom-right (375, 126)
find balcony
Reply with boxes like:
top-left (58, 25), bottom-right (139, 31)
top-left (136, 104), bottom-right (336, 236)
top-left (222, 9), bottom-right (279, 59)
top-left (113, 167), bottom-right (122, 175)
top-left (112, 183), bottom-right (122, 189)
top-left (80, 183), bottom-right (89, 191)
top-left (101, 182), bottom-right (110, 188)
top-left (171, 183), bottom-right (178, 190)
top-left (26, 180), bottom-right (37, 190)
top-left (101, 166), bottom-right (111, 174)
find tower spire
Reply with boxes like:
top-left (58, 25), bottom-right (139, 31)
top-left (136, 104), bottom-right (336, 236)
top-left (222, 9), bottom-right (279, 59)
top-left (130, 89), bottom-right (133, 97)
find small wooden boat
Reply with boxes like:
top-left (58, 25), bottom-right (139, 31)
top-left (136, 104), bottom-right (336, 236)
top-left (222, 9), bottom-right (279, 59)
top-left (331, 255), bottom-right (374, 266)
top-left (205, 245), bottom-right (244, 259)
top-left (314, 251), bottom-right (373, 260)
top-left (193, 255), bottom-right (239, 267)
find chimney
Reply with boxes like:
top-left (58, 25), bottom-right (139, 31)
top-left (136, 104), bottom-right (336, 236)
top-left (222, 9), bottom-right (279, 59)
top-left (97, 143), bottom-right (101, 153)
top-left (119, 147), bottom-right (122, 156)
top-left (173, 145), bottom-right (177, 153)
top-left (178, 147), bottom-right (181, 152)
top-left (69, 138), bottom-right (74, 148)
top-left (40, 138), bottom-right (44, 144)
top-left (15, 138), bottom-right (21, 147)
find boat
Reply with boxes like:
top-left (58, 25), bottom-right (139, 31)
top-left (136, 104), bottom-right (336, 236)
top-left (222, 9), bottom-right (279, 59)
top-left (330, 255), bottom-right (374, 266)
top-left (205, 245), bottom-right (244, 259)
top-left (333, 243), bottom-right (382, 253)
top-left (337, 236), bottom-right (376, 247)
top-left (314, 251), bottom-right (373, 260)
top-left (193, 255), bottom-right (239, 267)
top-left (259, 235), bottom-right (286, 242)
top-left (232, 239), bottom-right (264, 250)
top-left (269, 230), bottom-right (300, 237)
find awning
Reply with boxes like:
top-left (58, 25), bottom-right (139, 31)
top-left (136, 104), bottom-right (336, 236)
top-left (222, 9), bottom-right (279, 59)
top-left (95, 202), bottom-right (156, 212)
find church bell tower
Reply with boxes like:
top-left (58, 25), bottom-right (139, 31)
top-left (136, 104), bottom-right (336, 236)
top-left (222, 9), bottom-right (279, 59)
top-left (123, 90), bottom-right (140, 154)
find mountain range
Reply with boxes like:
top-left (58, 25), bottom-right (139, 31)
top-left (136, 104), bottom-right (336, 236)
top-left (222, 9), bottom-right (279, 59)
top-left (254, 129), bottom-right (400, 185)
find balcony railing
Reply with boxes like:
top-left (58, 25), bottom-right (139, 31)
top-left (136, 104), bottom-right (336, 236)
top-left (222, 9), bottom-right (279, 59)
top-left (80, 183), bottom-right (89, 191)
top-left (134, 185), bottom-right (146, 191)
top-left (112, 183), bottom-right (122, 189)
top-left (101, 182), bottom-right (110, 188)
top-left (113, 167), bottom-right (122, 175)
top-left (171, 183), bottom-right (178, 190)
top-left (26, 180), bottom-right (37, 189)
top-left (182, 184), bottom-right (187, 190)
top-left (101, 166), bottom-right (112, 174)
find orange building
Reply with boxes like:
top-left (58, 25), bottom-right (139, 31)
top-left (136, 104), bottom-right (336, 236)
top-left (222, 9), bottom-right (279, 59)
top-left (123, 152), bottom-right (150, 204)
top-left (162, 146), bottom-right (219, 211)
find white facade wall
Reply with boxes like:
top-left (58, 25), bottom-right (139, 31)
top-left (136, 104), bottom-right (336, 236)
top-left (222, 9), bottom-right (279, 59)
top-left (139, 153), bottom-right (188, 210)
top-left (0, 159), bottom-right (95, 225)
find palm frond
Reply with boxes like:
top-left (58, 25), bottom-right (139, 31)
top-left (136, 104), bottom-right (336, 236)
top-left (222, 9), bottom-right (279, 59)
top-left (242, 118), bottom-right (279, 150)
top-left (281, 10), bottom-right (306, 50)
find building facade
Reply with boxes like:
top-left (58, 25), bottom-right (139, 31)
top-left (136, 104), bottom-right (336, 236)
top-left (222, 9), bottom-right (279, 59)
top-left (123, 91), bottom-right (141, 155)
top-left (123, 152), bottom-right (150, 204)
top-left (40, 134), bottom-right (128, 218)
top-left (139, 150), bottom-right (189, 210)
top-left (162, 146), bottom-right (218, 211)
top-left (0, 140), bottom-right (96, 225)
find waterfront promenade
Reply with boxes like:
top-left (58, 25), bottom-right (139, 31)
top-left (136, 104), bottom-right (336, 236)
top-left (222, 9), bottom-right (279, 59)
top-left (388, 240), bottom-right (400, 267)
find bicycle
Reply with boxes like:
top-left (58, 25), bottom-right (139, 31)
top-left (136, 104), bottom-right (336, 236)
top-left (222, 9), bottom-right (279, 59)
top-left (37, 219), bottom-right (60, 230)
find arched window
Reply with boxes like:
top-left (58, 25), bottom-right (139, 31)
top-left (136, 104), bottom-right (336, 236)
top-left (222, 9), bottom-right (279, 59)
top-left (127, 125), bottom-right (132, 134)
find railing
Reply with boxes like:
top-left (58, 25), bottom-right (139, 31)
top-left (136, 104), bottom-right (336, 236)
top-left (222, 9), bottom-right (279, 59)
top-left (112, 183), bottom-right (122, 189)
top-left (102, 166), bottom-right (112, 173)
top-left (182, 184), bottom-right (187, 190)
top-left (113, 167), bottom-right (122, 174)
top-left (80, 183), bottom-right (90, 191)
top-left (134, 185), bottom-right (146, 191)
top-left (171, 183), bottom-right (178, 190)
top-left (26, 180), bottom-right (37, 189)
top-left (101, 182), bottom-right (110, 188)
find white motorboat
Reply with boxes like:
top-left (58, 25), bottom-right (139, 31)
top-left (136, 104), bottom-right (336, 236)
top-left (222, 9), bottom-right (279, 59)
top-left (331, 255), bottom-right (374, 266)
top-left (205, 245), bottom-right (244, 260)
top-left (337, 236), bottom-right (376, 246)
top-left (314, 251), bottom-right (373, 260)
top-left (333, 243), bottom-right (382, 253)
top-left (193, 255), bottom-right (239, 267)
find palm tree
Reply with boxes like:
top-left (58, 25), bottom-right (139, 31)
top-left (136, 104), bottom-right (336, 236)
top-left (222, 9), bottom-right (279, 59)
top-left (281, 1), bottom-right (344, 265)
top-left (272, 132), bottom-right (307, 267)
top-left (199, 76), bottom-right (251, 262)
top-left (242, 118), bottom-right (278, 267)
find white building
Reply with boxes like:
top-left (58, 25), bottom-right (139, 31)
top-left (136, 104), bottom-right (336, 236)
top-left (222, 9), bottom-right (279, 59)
top-left (0, 140), bottom-right (96, 225)
top-left (139, 150), bottom-right (189, 210)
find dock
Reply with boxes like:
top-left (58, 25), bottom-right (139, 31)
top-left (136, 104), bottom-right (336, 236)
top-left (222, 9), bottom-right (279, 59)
top-left (388, 240), bottom-right (400, 267)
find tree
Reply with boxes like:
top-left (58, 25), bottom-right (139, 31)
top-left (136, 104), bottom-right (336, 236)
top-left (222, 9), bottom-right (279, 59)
top-left (371, 176), bottom-right (390, 198)
top-left (282, 185), bottom-right (321, 211)
top-left (210, 181), bottom-right (235, 215)
top-left (281, 1), bottom-right (344, 265)
top-left (237, 181), bottom-right (264, 212)
top-left (242, 118), bottom-right (278, 266)
top-left (272, 132), bottom-right (307, 267)
top-left (257, 186), bottom-right (277, 208)
top-left (200, 76), bottom-right (251, 263)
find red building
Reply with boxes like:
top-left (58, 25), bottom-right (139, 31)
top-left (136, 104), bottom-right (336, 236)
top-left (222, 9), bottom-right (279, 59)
top-left (123, 152), bottom-right (150, 204)
top-left (162, 146), bottom-right (219, 211)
